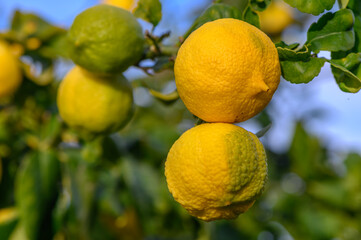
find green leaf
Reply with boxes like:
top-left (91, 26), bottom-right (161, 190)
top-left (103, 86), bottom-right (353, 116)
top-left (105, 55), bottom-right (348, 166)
top-left (338, 0), bottom-right (349, 9)
top-left (276, 42), bottom-right (311, 61)
top-left (281, 57), bottom-right (326, 83)
top-left (338, 0), bottom-right (350, 8)
top-left (250, 0), bottom-right (271, 11)
top-left (289, 122), bottom-right (324, 178)
top-left (255, 123), bottom-right (272, 138)
top-left (15, 150), bottom-right (60, 240)
top-left (0, 208), bottom-right (18, 240)
top-left (149, 89), bottom-right (179, 105)
top-left (243, 6), bottom-right (260, 28)
top-left (10, 11), bottom-right (64, 41)
top-left (329, 53), bottom-right (361, 92)
top-left (184, 4), bottom-right (243, 39)
top-left (134, 0), bottom-right (162, 27)
top-left (307, 9), bottom-right (355, 52)
top-left (347, 0), bottom-right (361, 15)
top-left (284, 0), bottom-right (335, 15)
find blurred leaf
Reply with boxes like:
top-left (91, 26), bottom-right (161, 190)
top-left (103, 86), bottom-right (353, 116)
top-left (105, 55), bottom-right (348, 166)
top-left (329, 53), bottom-right (361, 92)
top-left (276, 42), bottom-right (311, 61)
top-left (149, 89), bottom-right (179, 105)
top-left (347, 0), bottom-right (361, 15)
top-left (152, 56), bottom-right (174, 72)
top-left (281, 57), bottom-right (326, 83)
top-left (243, 6), bottom-right (260, 27)
top-left (338, 0), bottom-right (349, 8)
top-left (122, 158), bottom-right (165, 215)
top-left (15, 150), bottom-right (60, 240)
top-left (289, 122), bottom-right (324, 178)
top-left (10, 11), bottom-right (64, 42)
top-left (307, 9), bottom-right (355, 52)
top-left (21, 62), bottom-right (54, 86)
top-left (250, 0), bottom-right (271, 11)
top-left (284, 0), bottom-right (335, 15)
top-left (63, 150), bottom-right (99, 239)
top-left (255, 123), bottom-right (272, 138)
top-left (134, 0), bottom-right (162, 27)
top-left (184, 4), bottom-right (243, 39)
top-left (0, 207), bottom-right (18, 240)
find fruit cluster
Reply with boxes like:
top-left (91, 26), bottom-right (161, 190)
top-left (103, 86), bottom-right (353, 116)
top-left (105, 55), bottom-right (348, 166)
top-left (165, 18), bottom-right (281, 221)
top-left (57, 4), bottom-right (145, 136)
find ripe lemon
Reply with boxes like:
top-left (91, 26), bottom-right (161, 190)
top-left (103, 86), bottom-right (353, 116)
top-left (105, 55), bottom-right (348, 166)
top-left (57, 66), bottom-right (134, 135)
top-left (68, 5), bottom-right (145, 75)
top-left (103, 0), bottom-right (138, 11)
top-left (0, 41), bottom-right (22, 99)
top-left (165, 123), bottom-right (267, 221)
top-left (174, 18), bottom-right (280, 123)
top-left (259, 0), bottom-right (294, 35)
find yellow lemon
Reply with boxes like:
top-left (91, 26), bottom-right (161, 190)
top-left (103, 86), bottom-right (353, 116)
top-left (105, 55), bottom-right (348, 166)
top-left (57, 66), bottom-right (134, 135)
top-left (259, 0), bottom-right (294, 35)
top-left (103, 0), bottom-right (138, 11)
top-left (0, 41), bottom-right (22, 99)
top-left (174, 18), bottom-right (280, 123)
top-left (165, 123), bottom-right (267, 221)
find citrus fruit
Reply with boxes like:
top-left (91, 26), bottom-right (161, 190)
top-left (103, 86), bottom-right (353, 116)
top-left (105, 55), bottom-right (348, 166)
top-left (259, 0), bottom-right (294, 35)
top-left (103, 0), bottom-right (138, 11)
top-left (165, 123), bottom-right (267, 221)
top-left (57, 66), bottom-right (134, 135)
top-left (68, 5), bottom-right (145, 75)
top-left (174, 18), bottom-right (280, 123)
top-left (0, 41), bottom-right (22, 99)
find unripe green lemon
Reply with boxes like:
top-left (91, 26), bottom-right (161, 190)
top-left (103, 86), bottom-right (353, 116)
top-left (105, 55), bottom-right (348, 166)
top-left (68, 5), bottom-right (145, 75)
top-left (57, 66), bottom-right (134, 135)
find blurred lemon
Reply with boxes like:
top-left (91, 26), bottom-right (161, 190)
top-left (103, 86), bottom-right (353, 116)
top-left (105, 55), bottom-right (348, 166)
top-left (57, 66), bottom-right (134, 135)
top-left (174, 18), bottom-right (280, 123)
top-left (103, 0), bottom-right (138, 11)
top-left (68, 5), bottom-right (145, 75)
top-left (259, 0), bottom-right (294, 35)
top-left (0, 41), bottom-right (22, 99)
top-left (165, 123), bottom-right (267, 221)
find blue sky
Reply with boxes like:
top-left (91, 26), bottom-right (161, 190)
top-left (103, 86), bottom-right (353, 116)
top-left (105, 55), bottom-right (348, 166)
top-left (0, 0), bottom-right (360, 154)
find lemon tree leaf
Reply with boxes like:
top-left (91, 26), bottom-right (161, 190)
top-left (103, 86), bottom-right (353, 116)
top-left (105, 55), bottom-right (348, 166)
top-left (284, 0), bottom-right (335, 15)
top-left (338, 0), bottom-right (349, 8)
top-left (255, 123), bottom-right (272, 138)
top-left (134, 0), bottom-right (162, 27)
top-left (149, 89), bottom-right (179, 105)
top-left (15, 150), bottom-right (60, 240)
top-left (184, 3), bottom-right (243, 39)
top-left (281, 57), bottom-right (326, 83)
top-left (276, 42), bottom-right (311, 61)
top-left (243, 6), bottom-right (260, 28)
top-left (250, 0), bottom-right (271, 12)
top-left (347, 0), bottom-right (361, 15)
top-left (10, 11), bottom-right (64, 41)
top-left (307, 9), bottom-right (355, 52)
top-left (329, 53), bottom-right (361, 93)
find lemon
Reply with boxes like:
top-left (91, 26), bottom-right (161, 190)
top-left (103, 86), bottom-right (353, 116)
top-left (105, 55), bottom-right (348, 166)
top-left (57, 66), bottom-right (134, 135)
top-left (103, 0), bottom-right (138, 11)
top-left (174, 18), bottom-right (280, 123)
top-left (0, 41), bottom-right (22, 99)
top-left (68, 5), bottom-right (145, 75)
top-left (165, 123), bottom-right (267, 221)
top-left (259, 0), bottom-right (294, 35)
